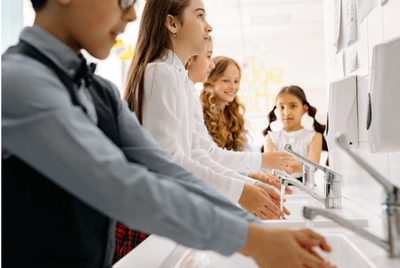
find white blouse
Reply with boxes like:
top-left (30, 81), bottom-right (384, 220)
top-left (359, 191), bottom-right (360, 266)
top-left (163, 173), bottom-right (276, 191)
top-left (268, 128), bottom-right (316, 178)
top-left (142, 50), bottom-right (261, 203)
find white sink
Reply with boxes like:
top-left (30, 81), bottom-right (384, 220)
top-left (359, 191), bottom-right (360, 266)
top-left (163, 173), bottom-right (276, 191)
top-left (264, 200), bottom-right (369, 228)
top-left (314, 234), bottom-right (378, 268)
top-left (170, 233), bottom-right (377, 268)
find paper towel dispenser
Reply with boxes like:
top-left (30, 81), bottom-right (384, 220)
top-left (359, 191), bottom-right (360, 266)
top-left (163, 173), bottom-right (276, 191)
top-left (326, 75), bottom-right (358, 151)
top-left (367, 36), bottom-right (400, 153)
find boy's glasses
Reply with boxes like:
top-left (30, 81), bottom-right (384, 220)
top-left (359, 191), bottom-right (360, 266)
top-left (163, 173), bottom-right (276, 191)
top-left (119, 0), bottom-right (136, 11)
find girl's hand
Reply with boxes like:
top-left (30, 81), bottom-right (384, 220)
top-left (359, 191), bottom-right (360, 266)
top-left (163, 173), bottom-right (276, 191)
top-left (238, 184), bottom-right (285, 220)
top-left (254, 181), bottom-right (290, 216)
top-left (261, 151), bottom-right (297, 174)
top-left (240, 224), bottom-right (334, 268)
top-left (248, 171), bottom-right (293, 194)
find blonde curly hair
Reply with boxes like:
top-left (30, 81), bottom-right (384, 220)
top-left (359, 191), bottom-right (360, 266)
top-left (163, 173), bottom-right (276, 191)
top-left (200, 56), bottom-right (248, 151)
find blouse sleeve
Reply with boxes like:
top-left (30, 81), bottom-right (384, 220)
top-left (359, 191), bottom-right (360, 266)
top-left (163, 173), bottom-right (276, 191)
top-left (142, 63), bottom-right (244, 203)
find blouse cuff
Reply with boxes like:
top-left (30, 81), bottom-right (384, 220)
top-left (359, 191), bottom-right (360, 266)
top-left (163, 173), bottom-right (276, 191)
top-left (226, 178), bottom-right (244, 204)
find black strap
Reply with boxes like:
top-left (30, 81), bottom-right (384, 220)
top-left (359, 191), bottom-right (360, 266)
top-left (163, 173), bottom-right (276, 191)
top-left (5, 41), bottom-right (122, 146)
top-left (6, 41), bottom-right (87, 113)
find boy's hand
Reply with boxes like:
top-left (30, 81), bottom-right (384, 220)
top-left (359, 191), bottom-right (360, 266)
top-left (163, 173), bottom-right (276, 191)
top-left (261, 151), bottom-right (297, 174)
top-left (240, 225), bottom-right (334, 268)
top-left (248, 171), bottom-right (293, 194)
top-left (238, 184), bottom-right (284, 220)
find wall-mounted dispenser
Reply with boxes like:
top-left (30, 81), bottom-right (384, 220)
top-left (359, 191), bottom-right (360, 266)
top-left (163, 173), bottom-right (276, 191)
top-left (367, 36), bottom-right (400, 153)
top-left (326, 75), bottom-right (358, 151)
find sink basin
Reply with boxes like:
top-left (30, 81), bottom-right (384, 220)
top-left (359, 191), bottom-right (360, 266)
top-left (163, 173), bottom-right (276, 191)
top-left (314, 234), bottom-right (378, 268)
top-left (264, 200), bottom-right (369, 228)
top-left (170, 233), bottom-right (377, 268)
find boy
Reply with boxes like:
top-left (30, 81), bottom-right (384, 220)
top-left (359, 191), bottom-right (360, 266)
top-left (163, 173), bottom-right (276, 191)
top-left (2, 0), bottom-right (332, 267)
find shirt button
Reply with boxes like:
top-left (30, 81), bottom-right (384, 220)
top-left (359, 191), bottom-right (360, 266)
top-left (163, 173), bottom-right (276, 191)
top-left (68, 69), bottom-right (75, 76)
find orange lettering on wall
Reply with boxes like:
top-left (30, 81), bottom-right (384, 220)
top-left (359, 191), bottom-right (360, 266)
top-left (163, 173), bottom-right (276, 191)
top-left (239, 58), bottom-right (283, 113)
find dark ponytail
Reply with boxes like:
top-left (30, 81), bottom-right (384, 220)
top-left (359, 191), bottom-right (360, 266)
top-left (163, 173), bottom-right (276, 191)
top-left (260, 106), bottom-right (277, 152)
top-left (305, 102), bottom-right (328, 152)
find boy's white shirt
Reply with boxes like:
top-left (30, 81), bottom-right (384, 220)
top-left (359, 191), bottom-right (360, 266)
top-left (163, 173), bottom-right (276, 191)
top-left (142, 50), bottom-right (261, 204)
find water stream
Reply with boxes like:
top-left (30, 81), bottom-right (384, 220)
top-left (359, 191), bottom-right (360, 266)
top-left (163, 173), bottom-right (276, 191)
top-left (280, 184), bottom-right (285, 220)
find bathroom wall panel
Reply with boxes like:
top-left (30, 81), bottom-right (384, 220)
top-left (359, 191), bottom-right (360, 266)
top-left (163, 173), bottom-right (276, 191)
top-left (356, 143), bottom-right (389, 204)
top-left (367, 5), bottom-right (384, 66)
top-left (356, 18), bottom-right (370, 79)
top-left (382, 0), bottom-right (400, 40)
top-left (324, 0), bottom-right (400, 217)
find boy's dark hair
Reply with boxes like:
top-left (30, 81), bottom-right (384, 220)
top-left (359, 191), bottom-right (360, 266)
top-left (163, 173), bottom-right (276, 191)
top-left (31, 0), bottom-right (47, 10)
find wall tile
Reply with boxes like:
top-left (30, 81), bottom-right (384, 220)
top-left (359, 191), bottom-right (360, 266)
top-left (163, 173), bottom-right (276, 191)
top-left (356, 18), bottom-right (369, 78)
top-left (356, 142), bottom-right (389, 205)
top-left (367, 4), bottom-right (384, 65)
top-left (382, 0), bottom-right (400, 41)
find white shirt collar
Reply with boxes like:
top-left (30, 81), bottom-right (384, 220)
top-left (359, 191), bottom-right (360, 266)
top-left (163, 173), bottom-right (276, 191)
top-left (161, 49), bottom-right (189, 84)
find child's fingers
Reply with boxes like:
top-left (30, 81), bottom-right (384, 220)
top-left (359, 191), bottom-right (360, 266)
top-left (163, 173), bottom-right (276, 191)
top-left (295, 229), bottom-right (332, 253)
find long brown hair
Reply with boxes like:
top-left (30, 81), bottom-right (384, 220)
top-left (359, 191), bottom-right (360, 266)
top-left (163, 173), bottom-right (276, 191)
top-left (261, 85), bottom-right (328, 153)
top-left (124, 0), bottom-right (191, 124)
top-left (200, 56), bottom-right (248, 151)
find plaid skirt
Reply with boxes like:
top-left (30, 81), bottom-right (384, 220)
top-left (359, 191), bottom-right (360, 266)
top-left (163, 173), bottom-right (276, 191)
top-left (112, 222), bottom-right (150, 264)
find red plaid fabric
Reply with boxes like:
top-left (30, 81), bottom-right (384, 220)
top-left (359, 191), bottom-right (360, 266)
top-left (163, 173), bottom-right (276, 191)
top-left (113, 223), bottom-right (150, 264)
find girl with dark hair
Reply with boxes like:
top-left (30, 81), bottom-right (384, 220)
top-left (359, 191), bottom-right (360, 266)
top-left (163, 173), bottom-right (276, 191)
top-left (262, 85), bottom-right (328, 180)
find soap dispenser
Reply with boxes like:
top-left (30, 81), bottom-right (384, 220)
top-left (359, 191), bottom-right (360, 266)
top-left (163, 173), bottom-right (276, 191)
top-left (367, 36), bottom-right (400, 153)
top-left (326, 75), bottom-right (358, 152)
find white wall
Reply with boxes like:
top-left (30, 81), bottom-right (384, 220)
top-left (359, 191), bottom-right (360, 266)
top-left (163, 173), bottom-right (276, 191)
top-left (1, 0), bottom-right (24, 53)
top-left (323, 0), bottom-right (400, 216)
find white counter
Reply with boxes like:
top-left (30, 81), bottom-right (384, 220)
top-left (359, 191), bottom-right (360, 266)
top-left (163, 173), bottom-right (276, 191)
top-left (113, 196), bottom-right (400, 268)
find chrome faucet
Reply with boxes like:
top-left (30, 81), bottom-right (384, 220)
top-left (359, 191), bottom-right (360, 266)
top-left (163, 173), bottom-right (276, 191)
top-left (303, 133), bottom-right (400, 258)
top-left (280, 144), bottom-right (342, 209)
top-left (272, 169), bottom-right (341, 209)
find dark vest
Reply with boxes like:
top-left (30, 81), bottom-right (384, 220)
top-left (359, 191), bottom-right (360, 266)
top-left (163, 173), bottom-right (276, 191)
top-left (2, 41), bottom-right (121, 268)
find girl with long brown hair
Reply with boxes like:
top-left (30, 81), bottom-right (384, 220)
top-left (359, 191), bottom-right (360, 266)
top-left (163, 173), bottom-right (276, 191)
top-left (200, 56), bottom-right (249, 151)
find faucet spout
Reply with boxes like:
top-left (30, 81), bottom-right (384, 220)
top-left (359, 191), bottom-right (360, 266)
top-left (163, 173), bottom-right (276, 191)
top-left (303, 206), bottom-right (393, 255)
top-left (333, 133), bottom-right (400, 258)
top-left (279, 143), bottom-right (342, 209)
top-left (272, 169), bottom-right (341, 209)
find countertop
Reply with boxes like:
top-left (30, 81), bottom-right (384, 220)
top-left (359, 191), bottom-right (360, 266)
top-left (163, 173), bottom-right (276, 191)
top-left (113, 196), bottom-right (400, 268)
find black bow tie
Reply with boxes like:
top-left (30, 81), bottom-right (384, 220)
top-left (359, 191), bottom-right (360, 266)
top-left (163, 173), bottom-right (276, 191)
top-left (74, 58), bottom-right (97, 87)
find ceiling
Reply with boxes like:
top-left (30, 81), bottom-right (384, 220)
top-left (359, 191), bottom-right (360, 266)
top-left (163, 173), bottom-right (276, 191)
top-left (203, 0), bottom-right (324, 37)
